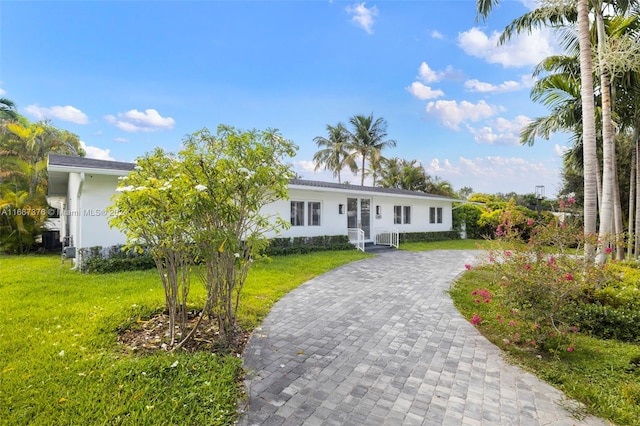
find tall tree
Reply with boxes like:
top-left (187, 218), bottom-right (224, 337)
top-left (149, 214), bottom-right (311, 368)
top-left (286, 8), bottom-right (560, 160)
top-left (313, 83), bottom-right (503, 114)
top-left (312, 123), bottom-right (357, 183)
top-left (348, 114), bottom-right (397, 186)
top-left (379, 158), bottom-right (428, 191)
top-left (0, 117), bottom-right (85, 253)
top-left (479, 0), bottom-right (599, 262)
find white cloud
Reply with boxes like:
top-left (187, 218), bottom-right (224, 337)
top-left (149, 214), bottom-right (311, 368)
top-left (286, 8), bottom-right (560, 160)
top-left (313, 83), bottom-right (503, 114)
top-left (406, 82), bottom-right (444, 100)
top-left (294, 160), bottom-right (317, 174)
top-left (520, 0), bottom-right (540, 10)
top-left (431, 30), bottom-right (444, 39)
top-left (346, 2), bottom-right (378, 34)
top-left (457, 27), bottom-right (558, 68)
top-left (114, 137), bottom-right (129, 143)
top-left (0, 88), bottom-right (5, 96)
top-left (418, 62), bottom-right (441, 83)
top-left (24, 104), bottom-right (89, 124)
top-left (464, 74), bottom-right (534, 94)
top-left (467, 115), bottom-right (532, 145)
top-left (554, 143), bottom-right (570, 156)
top-left (426, 155), bottom-right (558, 194)
top-left (80, 141), bottom-right (114, 161)
top-left (416, 62), bottom-right (463, 84)
top-left (104, 109), bottom-right (175, 132)
top-left (425, 99), bottom-right (496, 130)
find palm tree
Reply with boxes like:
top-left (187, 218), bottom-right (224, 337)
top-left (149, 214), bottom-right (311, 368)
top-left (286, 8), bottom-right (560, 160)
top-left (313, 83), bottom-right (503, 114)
top-left (378, 157), bottom-right (404, 189)
top-left (0, 98), bottom-right (18, 122)
top-left (348, 114), bottom-right (397, 186)
top-left (479, 0), bottom-right (599, 262)
top-left (521, 8), bottom-right (640, 260)
top-left (379, 158), bottom-right (428, 192)
top-left (427, 176), bottom-right (456, 197)
top-left (312, 123), bottom-right (357, 184)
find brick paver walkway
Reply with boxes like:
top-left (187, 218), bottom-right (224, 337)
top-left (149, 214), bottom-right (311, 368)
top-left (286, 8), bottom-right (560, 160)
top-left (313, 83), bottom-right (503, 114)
top-left (240, 250), bottom-right (608, 425)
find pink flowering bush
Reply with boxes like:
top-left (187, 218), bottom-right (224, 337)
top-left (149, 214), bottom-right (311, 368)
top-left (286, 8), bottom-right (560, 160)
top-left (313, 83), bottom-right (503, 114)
top-left (482, 201), bottom-right (602, 352)
top-left (470, 314), bottom-right (483, 325)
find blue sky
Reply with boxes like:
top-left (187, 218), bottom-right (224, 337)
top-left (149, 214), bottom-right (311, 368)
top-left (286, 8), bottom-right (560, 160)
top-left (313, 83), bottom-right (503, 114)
top-left (1, 0), bottom-right (571, 196)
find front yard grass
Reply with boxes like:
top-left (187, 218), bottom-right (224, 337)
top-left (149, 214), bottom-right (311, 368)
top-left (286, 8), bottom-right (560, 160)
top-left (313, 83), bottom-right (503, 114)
top-left (400, 238), bottom-right (486, 251)
top-left (450, 268), bottom-right (640, 426)
top-left (0, 250), bottom-right (369, 425)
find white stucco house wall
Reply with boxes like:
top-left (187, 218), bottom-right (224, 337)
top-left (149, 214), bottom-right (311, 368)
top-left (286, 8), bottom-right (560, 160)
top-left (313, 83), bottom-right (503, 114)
top-left (47, 154), bottom-right (460, 261)
top-left (47, 154), bottom-right (136, 252)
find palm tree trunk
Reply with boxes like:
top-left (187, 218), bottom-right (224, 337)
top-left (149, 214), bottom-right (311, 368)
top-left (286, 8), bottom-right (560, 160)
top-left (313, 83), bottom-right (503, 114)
top-left (633, 127), bottom-right (640, 259)
top-left (361, 155), bottom-right (366, 186)
top-left (627, 138), bottom-right (636, 260)
top-left (613, 142), bottom-right (624, 261)
top-left (595, 5), bottom-right (615, 264)
top-left (578, 0), bottom-right (598, 263)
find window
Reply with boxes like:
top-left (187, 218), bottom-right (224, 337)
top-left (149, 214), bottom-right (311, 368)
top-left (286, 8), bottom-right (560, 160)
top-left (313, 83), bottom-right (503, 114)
top-left (394, 205), bottom-right (411, 224)
top-left (308, 202), bottom-right (321, 226)
top-left (403, 206), bottom-right (411, 225)
top-left (291, 201), bottom-right (304, 226)
top-left (394, 206), bottom-right (402, 224)
top-left (430, 207), bottom-right (443, 224)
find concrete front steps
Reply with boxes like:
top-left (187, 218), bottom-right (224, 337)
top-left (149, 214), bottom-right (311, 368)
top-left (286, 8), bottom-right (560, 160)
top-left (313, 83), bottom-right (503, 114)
top-left (363, 241), bottom-right (397, 253)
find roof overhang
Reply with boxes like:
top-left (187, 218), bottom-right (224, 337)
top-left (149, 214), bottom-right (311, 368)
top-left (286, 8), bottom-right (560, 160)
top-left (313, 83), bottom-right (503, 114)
top-left (288, 181), bottom-right (460, 203)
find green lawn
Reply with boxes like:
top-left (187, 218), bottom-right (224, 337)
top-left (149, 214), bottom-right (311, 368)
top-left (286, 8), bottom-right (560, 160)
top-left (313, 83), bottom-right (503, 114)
top-left (0, 251), bottom-right (369, 425)
top-left (400, 238), bottom-right (487, 251)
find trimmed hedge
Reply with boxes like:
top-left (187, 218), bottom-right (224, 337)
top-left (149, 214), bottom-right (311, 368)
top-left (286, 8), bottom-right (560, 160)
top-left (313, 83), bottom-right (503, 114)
top-left (564, 302), bottom-right (640, 343)
top-left (398, 231), bottom-right (461, 243)
top-left (263, 235), bottom-right (354, 256)
top-left (79, 245), bottom-right (155, 274)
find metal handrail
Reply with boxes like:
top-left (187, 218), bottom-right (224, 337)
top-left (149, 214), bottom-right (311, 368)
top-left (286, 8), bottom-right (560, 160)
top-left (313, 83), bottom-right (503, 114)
top-left (390, 227), bottom-right (399, 248)
top-left (348, 228), bottom-right (365, 252)
top-left (374, 228), bottom-right (400, 249)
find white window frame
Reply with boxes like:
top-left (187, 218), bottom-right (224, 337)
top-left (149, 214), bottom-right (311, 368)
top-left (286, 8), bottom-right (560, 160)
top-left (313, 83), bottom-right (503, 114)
top-left (291, 201), bottom-right (305, 226)
top-left (394, 205), bottom-right (402, 224)
top-left (430, 207), bottom-right (443, 224)
top-left (403, 206), bottom-right (411, 225)
top-left (394, 205), bottom-right (411, 224)
top-left (307, 201), bottom-right (321, 226)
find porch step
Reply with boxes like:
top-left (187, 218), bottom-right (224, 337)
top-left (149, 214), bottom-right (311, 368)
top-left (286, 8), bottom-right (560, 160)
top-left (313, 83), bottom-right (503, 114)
top-left (364, 242), bottom-right (396, 253)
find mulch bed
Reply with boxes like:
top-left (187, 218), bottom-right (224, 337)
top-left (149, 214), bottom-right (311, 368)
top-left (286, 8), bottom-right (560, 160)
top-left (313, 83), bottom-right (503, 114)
top-left (118, 311), bottom-right (250, 355)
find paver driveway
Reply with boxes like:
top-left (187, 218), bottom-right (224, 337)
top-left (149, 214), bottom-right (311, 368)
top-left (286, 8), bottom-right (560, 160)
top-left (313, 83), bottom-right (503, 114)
top-left (240, 250), bottom-right (608, 426)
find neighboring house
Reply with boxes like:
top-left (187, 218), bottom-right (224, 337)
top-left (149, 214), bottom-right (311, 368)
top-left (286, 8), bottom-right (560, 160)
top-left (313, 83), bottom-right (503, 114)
top-left (47, 154), bottom-right (460, 262)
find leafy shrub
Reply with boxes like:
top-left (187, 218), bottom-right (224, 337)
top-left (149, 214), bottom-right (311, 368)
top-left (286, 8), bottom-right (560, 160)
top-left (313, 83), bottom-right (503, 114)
top-left (480, 199), bottom-right (595, 352)
top-left (263, 235), bottom-right (353, 256)
top-left (452, 203), bottom-right (483, 239)
top-left (398, 231), bottom-right (460, 243)
top-left (79, 245), bottom-right (155, 273)
top-left (477, 200), bottom-right (542, 240)
top-left (564, 303), bottom-right (640, 343)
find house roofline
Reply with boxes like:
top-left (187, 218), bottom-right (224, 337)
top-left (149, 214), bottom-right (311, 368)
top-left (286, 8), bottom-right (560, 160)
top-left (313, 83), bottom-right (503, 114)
top-left (46, 155), bottom-right (462, 201)
top-left (47, 154), bottom-right (135, 175)
top-left (289, 179), bottom-right (461, 202)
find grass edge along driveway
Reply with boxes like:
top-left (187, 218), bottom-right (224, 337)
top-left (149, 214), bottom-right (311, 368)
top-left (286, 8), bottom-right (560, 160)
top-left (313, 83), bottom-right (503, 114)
top-left (0, 250), bottom-right (369, 426)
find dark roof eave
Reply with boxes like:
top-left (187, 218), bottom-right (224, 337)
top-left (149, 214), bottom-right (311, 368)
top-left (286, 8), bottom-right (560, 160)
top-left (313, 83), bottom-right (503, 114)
top-left (289, 179), bottom-right (460, 202)
top-left (47, 154), bottom-right (136, 173)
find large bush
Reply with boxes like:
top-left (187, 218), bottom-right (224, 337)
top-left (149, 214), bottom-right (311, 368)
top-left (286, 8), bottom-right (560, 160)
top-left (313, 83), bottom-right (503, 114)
top-left (475, 199), bottom-right (600, 352)
top-left (452, 203), bottom-right (482, 239)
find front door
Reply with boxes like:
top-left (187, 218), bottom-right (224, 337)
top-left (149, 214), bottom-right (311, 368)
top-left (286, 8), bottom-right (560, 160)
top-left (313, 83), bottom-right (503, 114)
top-left (347, 197), bottom-right (371, 239)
